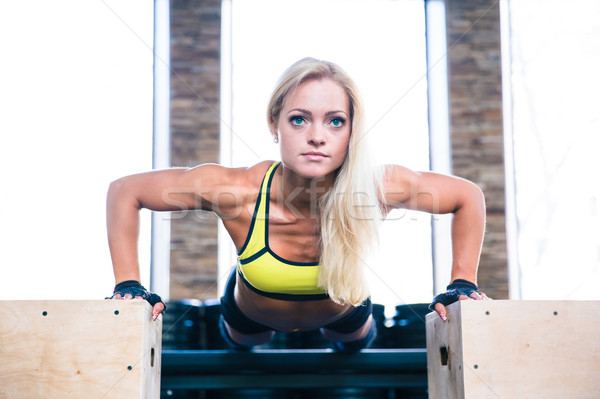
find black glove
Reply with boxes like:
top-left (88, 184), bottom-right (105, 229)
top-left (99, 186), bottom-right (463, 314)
top-left (429, 279), bottom-right (480, 311)
top-left (108, 280), bottom-right (167, 311)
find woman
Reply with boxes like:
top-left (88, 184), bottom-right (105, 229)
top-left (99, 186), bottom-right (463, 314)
top-left (107, 57), bottom-right (489, 352)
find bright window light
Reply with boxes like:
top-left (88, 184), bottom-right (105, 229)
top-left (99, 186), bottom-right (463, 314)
top-left (506, 0), bottom-right (600, 299)
top-left (0, 1), bottom-right (154, 300)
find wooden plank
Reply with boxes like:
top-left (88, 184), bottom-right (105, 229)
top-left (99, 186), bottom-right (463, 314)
top-left (0, 300), bottom-right (162, 399)
top-left (426, 300), bottom-right (600, 399)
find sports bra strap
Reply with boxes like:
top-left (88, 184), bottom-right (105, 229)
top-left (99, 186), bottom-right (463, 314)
top-left (237, 162), bottom-right (280, 257)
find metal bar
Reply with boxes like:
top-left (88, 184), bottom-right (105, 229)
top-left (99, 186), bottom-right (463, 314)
top-left (161, 348), bottom-right (428, 390)
top-left (161, 373), bottom-right (428, 390)
top-left (162, 348), bottom-right (427, 374)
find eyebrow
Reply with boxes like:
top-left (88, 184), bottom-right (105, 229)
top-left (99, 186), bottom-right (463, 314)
top-left (287, 108), bottom-right (349, 117)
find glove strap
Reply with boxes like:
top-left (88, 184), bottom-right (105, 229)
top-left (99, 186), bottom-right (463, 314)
top-left (447, 279), bottom-right (478, 291)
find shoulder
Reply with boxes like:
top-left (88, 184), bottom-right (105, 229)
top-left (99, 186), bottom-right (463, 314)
top-left (188, 160), bottom-right (277, 213)
top-left (378, 164), bottom-right (416, 208)
top-left (185, 160), bottom-right (274, 187)
top-left (239, 160), bottom-right (278, 186)
top-left (382, 164), bottom-right (415, 183)
top-left (203, 160), bottom-right (275, 189)
top-left (381, 164), bottom-right (420, 194)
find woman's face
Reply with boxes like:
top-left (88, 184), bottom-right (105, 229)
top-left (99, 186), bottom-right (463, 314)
top-left (275, 78), bottom-right (351, 179)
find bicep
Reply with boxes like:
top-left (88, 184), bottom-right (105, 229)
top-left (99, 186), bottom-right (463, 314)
top-left (109, 164), bottom-right (241, 214)
top-left (381, 165), bottom-right (483, 215)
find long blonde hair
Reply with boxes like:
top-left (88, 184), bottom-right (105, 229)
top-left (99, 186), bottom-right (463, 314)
top-left (267, 58), bottom-right (383, 306)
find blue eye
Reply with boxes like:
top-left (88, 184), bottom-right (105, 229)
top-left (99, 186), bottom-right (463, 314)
top-left (290, 116), bottom-right (305, 126)
top-left (330, 118), bottom-right (344, 127)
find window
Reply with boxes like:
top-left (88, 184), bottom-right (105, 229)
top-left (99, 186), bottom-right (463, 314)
top-left (503, 0), bottom-right (600, 299)
top-left (0, 1), bottom-right (154, 299)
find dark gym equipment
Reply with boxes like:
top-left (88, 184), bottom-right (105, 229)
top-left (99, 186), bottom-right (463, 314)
top-left (160, 300), bottom-right (429, 398)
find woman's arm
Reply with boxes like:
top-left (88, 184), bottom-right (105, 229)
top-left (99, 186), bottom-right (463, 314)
top-left (381, 165), bottom-right (488, 320)
top-left (106, 163), bottom-right (250, 317)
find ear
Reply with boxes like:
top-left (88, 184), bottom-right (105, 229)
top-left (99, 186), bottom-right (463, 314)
top-left (268, 115), bottom-right (278, 135)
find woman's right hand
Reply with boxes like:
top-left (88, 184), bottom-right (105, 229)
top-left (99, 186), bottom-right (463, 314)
top-left (106, 167), bottom-right (204, 323)
top-left (106, 163), bottom-right (263, 321)
top-left (108, 280), bottom-right (167, 321)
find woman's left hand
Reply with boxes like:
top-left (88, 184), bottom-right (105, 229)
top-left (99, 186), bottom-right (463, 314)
top-left (429, 279), bottom-right (491, 322)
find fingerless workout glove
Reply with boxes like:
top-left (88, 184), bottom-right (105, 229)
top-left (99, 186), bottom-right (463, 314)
top-left (108, 280), bottom-right (167, 311)
top-left (429, 279), bottom-right (479, 311)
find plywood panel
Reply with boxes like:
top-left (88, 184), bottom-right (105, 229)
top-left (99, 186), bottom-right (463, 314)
top-left (0, 300), bottom-right (162, 398)
top-left (426, 300), bottom-right (599, 398)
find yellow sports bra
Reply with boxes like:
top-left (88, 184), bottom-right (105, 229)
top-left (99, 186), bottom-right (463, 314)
top-left (237, 162), bottom-right (329, 301)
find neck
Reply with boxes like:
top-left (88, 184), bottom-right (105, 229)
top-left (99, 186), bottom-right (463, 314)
top-left (273, 165), bottom-right (335, 218)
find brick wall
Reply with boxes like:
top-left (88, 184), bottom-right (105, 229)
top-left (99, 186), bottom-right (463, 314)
top-left (445, 0), bottom-right (509, 299)
top-left (169, 0), bottom-right (221, 300)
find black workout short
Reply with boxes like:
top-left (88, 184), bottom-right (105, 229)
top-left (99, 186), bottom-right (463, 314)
top-left (219, 267), bottom-right (373, 335)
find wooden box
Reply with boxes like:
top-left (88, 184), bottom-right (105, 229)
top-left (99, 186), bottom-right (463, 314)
top-left (0, 300), bottom-right (162, 398)
top-left (426, 300), bottom-right (599, 398)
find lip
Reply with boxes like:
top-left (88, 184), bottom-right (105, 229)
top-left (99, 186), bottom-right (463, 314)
top-left (302, 151), bottom-right (328, 161)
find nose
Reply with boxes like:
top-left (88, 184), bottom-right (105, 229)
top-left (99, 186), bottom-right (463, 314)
top-left (307, 125), bottom-right (326, 146)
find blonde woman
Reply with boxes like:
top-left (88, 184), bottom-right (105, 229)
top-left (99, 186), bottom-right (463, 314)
top-left (107, 58), bottom-right (489, 352)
